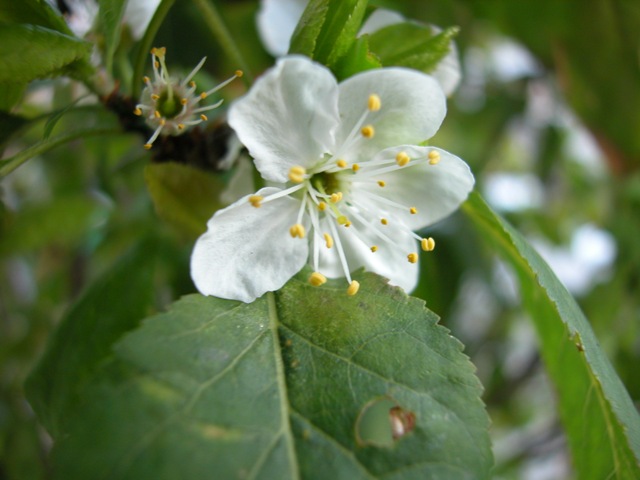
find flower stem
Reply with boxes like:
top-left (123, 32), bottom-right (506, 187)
top-left (132, 0), bottom-right (177, 100)
top-left (190, 0), bottom-right (253, 86)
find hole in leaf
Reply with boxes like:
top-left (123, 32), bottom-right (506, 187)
top-left (355, 397), bottom-right (416, 447)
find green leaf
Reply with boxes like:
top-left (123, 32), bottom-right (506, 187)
top-left (144, 162), bottom-right (225, 240)
top-left (0, 110), bottom-right (29, 147)
top-left (0, 0), bottom-right (72, 35)
top-left (44, 271), bottom-right (492, 479)
top-left (368, 23), bottom-right (458, 74)
top-left (463, 191), bottom-right (640, 479)
top-left (25, 241), bottom-right (158, 438)
top-left (0, 82), bottom-right (26, 111)
top-left (97, 0), bottom-right (127, 75)
top-left (0, 24), bottom-right (92, 83)
top-left (333, 35), bottom-right (382, 81)
top-left (290, 0), bottom-right (369, 68)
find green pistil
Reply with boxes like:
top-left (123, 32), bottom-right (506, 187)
top-left (157, 88), bottom-right (181, 118)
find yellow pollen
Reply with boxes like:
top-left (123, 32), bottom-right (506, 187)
top-left (200, 92), bottom-right (208, 99)
top-left (288, 165), bottom-right (306, 183)
top-left (352, 163), bottom-right (360, 172)
top-left (361, 125), bottom-right (375, 138)
top-left (370, 246), bottom-right (378, 253)
top-left (396, 151), bottom-right (410, 166)
top-left (336, 159), bottom-right (347, 168)
top-left (154, 61), bottom-right (160, 68)
top-left (178, 124), bottom-right (185, 130)
top-left (381, 218), bottom-right (388, 225)
top-left (309, 272), bottom-right (327, 287)
top-left (409, 207), bottom-right (417, 214)
top-left (368, 94), bottom-right (381, 112)
top-left (377, 180), bottom-right (386, 187)
top-left (344, 221), bottom-right (352, 228)
top-left (151, 94), bottom-right (160, 101)
top-left (289, 223), bottom-right (306, 238)
top-left (421, 237), bottom-right (436, 252)
top-left (428, 150), bottom-right (441, 165)
top-left (189, 81), bottom-right (196, 88)
top-left (200, 114), bottom-right (208, 121)
top-left (347, 280), bottom-right (360, 296)
top-left (324, 233), bottom-right (334, 248)
top-left (143, 76), bottom-right (150, 83)
top-left (133, 107), bottom-right (142, 116)
top-left (330, 192), bottom-right (342, 203)
top-left (317, 201), bottom-right (327, 211)
top-left (143, 143), bottom-right (152, 150)
top-left (159, 119), bottom-right (166, 126)
top-left (407, 253), bottom-right (418, 263)
top-left (154, 110), bottom-right (161, 118)
top-left (235, 70), bottom-right (244, 77)
top-left (181, 98), bottom-right (188, 105)
top-left (337, 215), bottom-right (349, 225)
top-left (249, 195), bottom-right (263, 208)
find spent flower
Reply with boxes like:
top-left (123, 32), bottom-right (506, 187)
top-left (191, 56), bottom-right (474, 302)
top-left (134, 47), bottom-right (242, 149)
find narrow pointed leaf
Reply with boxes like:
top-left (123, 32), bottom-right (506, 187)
top-left (98, 0), bottom-right (127, 74)
top-left (463, 191), bottom-right (640, 479)
top-left (43, 272), bottom-right (492, 479)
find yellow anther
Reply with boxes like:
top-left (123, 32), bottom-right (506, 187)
top-left (324, 233), bottom-right (334, 249)
top-left (381, 218), bottom-right (388, 226)
top-left (178, 124), bottom-right (185, 130)
top-left (337, 215), bottom-right (349, 225)
top-left (344, 221), bottom-right (352, 228)
top-left (421, 237), bottom-right (436, 252)
top-left (317, 201), bottom-right (327, 211)
top-left (330, 192), bottom-right (342, 203)
top-left (235, 70), bottom-right (244, 78)
top-left (181, 98), bottom-right (188, 105)
top-left (159, 119), bottom-right (166, 126)
top-left (151, 94), bottom-right (160, 101)
top-left (368, 94), bottom-right (381, 112)
top-left (143, 76), bottom-right (150, 83)
top-left (361, 125), bottom-right (375, 138)
top-left (143, 143), bottom-right (152, 150)
top-left (289, 223), bottom-right (306, 238)
top-left (200, 114), bottom-right (208, 121)
top-left (309, 272), bottom-right (327, 287)
top-left (352, 163), bottom-right (360, 172)
top-left (428, 150), bottom-right (441, 165)
top-left (249, 195), bottom-right (263, 208)
top-left (288, 166), bottom-right (306, 183)
top-left (151, 46), bottom-right (166, 57)
top-left (336, 159), bottom-right (347, 168)
top-left (154, 110), bottom-right (161, 118)
top-left (396, 151), bottom-right (410, 166)
top-left (377, 180), bottom-right (386, 187)
top-left (154, 61), bottom-right (160, 69)
top-left (409, 207), bottom-right (418, 214)
top-left (200, 92), bottom-right (208, 99)
top-left (347, 280), bottom-right (360, 296)
top-left (407, 253), bottom-right (418, 264)
top-left (133, 107), bottom-right (142, 116)
top-left (370, 246), bottom-right (378, 253)
top-left (189, 81), bottom-right (196, 88)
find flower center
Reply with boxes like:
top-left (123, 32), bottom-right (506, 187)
top-left (156, 88), bottom-right (182, 119)
top-left (311, 171), bottom-right (342, 195)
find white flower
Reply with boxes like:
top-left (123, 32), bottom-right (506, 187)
top-left (256, 0), bottom-right (461, 95)
top-left (133, 47), bottom-right (242, 149)
top-left (191, 56), bottom-right (474, 302)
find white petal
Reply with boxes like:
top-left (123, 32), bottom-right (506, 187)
top-left (123, 0), bottom-right (161, 39)
top-left (256, 0), bottom-right (307, 56)
top-left (316, 212), bottom-right (420, 292)
top-left (228, 56), bottom-right (340, 183)
top-left (191, 187), bottom-right (308, 302)
top-left (351, 146), bottom-right (474, 230)
top-left (336, 68), bottom-right (446, 163)
top-left (358, 8), bottom-right (405, 35)
top-left (430, 25), bottom-right (462, 96)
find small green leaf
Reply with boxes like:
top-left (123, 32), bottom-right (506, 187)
top-left (98, 0), bottom-right (127, 75)
top-left (463, 191), bottom-right (640, 479)
top-left (0, 0), bottom-right (72, 35)
top-left (0, 24), bottom-right (92, 83)
top-left (290, 0), bottom-right (369, 68)
top-left (0, 82), bottom-right (26, 111)
top-left (333, 35), bottom-right (382, 80)
top-left (44, 272), bottom-right (492, 479)
top-left (25, 241), bottom-right (159, 438)
top-left (368, 23), bottom-right (458, 74)
top-left (144, 162), bottom-right (226, 240)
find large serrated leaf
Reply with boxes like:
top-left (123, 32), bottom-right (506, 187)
top-left (463, 191), bottom-right (640, 479)
top-left (0, 0), bottom-right (72, 35)
top-left (25, 241), bottom-right (159, 438)
top-left (368, 23), bottom-right (458, 74)
top-left (43, 271), bottom-right (492, 479)
top-left (0, 24), bottom-right (92, 83)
